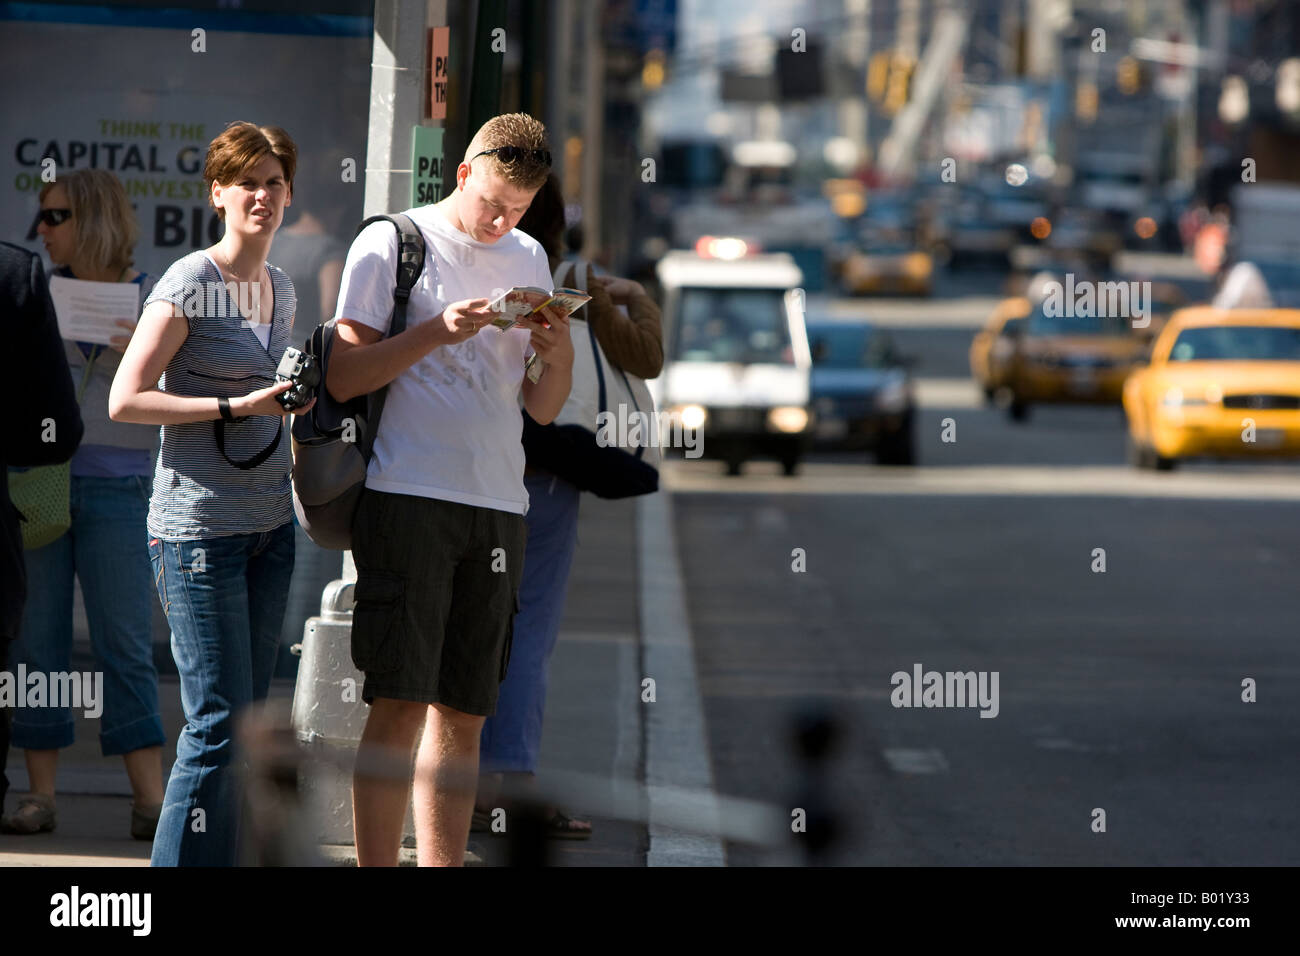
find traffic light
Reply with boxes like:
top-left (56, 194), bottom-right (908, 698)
top-left (1076, 81), bottom-right (1098, 121)
top-left (883, 54), bottom-right (914, 116)
top-left (1117, 56), bottom-right (1140, 95)
top-left (868, 51), bottom-right (891, 102)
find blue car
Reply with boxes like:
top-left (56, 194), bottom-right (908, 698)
top-left (806, 319), bottom-right (916, 465)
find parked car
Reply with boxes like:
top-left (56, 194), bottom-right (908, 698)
top-left (806, 318), bottom-right (916, 465)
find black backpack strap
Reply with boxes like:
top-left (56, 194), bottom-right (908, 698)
top-left (355, 213), bottom-right (425, 338)
top-left (353, 213), bottom-right (426, 459)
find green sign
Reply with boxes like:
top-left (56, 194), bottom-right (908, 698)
top-left (411, 125), bottom-right (445, 206)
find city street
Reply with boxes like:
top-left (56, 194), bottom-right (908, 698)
top-left (667, 276), bottom-right (1300, 866)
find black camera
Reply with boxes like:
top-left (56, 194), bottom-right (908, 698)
top-left (274, 347), bottom-right (321, 411)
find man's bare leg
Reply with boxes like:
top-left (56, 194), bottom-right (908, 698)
top-left (353, 698), bottom-right (427, 867)
top-left (413, 702), bottom-right (485, 867)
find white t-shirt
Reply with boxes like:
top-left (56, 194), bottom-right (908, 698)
top-left (248, 321), bottom-right (272, 350)
top-left (333, 204), bottom-right (551, 514)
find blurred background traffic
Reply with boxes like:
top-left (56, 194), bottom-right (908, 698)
top-left (624, 0), bottom-right (1300, 477)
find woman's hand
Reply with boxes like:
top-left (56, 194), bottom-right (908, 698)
top-left (108, 318), bottom-right (137, 354)
top-left (590, 275), bottom-right (645, 305)
top-left (232, 380), bottom-right (301, 418)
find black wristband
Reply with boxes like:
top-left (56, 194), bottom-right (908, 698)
top-left (218, 396), bottom-right (239, 421)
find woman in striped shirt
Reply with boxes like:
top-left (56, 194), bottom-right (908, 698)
top-left (109, 122), bottom-right (311, 867)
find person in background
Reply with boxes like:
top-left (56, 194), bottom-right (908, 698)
top-left (0, 241), bottom-right (85, 823)
top-left (265, 151), bottom-right (350, 674)
top-left (475, 173), bottom-right (663, 838)
top-left (272, 149), bottom-right (348, 329)
top-left (2, 171), bottom-right (165, 840)
top-left (109, 121), bottom-right (306, 866)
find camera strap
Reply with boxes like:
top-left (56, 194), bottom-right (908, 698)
top-left (213, 419), bottom-right (283, 471)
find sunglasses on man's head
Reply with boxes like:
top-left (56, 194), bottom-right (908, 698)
top-left (38, 208), bottom-right (72, 227)
top-left (471, 146), bottom-right (552, 167)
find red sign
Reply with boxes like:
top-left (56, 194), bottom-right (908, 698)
top-left (429, 26), bottom-right (449, 120)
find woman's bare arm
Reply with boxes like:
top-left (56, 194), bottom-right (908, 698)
top-left (109, 300), bottom-right (291, 423)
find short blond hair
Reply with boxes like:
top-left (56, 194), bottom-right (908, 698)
top-left (40, 169), bottom-right (138, 274)
top-left (204, 121), bottom-right (298, 220)
top-left (464, 113), bottom-right (551, 191)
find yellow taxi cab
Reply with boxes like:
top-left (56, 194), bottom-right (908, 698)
top-left (970, 295), bottom-right (1030, 402)
top-left (1123, 307), bottom-right (1300, 469)
top-left (840, 243), bottom-right (934, 297)
top-left (1002, 300), bottom-right (1148, 421)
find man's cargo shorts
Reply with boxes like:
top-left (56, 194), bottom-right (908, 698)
top-left (349, 489), bottom-right (526, 715)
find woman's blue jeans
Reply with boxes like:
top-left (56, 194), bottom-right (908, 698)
top-left (147, 522), bottom-right (294, 867)
top-left (479, 472), bottom-right (581, 774)
top-left (9, 475), bottom-right (164, 756)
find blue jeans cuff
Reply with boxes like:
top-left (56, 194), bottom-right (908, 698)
top-left (478, 748), bottom-right (539, 775)
top-left (100, 713), bottom-right (166, 757)
top-left (10, 715), bottom-right (76, 751)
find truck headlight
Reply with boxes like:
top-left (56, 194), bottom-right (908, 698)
top-left (768, 406), bottom-right (810, 433)
top-left (674, 404), bottom-right (707, 430)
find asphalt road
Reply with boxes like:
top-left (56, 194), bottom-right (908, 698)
top-left (671, 268), bottom-right (1300, 865)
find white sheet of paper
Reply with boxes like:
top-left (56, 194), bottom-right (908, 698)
top-left (48, 275), bottom-right (140, 346)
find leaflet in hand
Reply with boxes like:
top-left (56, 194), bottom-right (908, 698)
top-left (486, 286), bottom-right (590, 331)
top-left (48, 275), bottom-right (140, 345)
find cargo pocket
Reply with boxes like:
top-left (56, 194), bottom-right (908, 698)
top-left (351, 572), bottom-right (406, 674)
top-left (499, 594), bottom-right (520, 682)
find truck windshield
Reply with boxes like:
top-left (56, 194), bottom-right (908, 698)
top-left (673, 287), bottom-right (794, 364)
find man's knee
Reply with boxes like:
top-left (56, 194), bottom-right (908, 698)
top-left (364, 697), bottom-right (429, 738)
top-left (430, 702), bottom-right (485, 732)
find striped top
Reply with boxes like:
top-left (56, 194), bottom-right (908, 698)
top-left (144, 251), bottom-right (297, 539)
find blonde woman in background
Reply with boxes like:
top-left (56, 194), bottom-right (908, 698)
top-left (2, 169), bottom-right (165, 839)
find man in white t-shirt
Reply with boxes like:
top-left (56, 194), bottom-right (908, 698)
top-left (325, 113), bottom-right (573, 867)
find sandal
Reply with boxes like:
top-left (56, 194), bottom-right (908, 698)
top-left (131, 802), bottom-right (162, 841)
top-left (546, 810), bottom-right (592, 841)
top-left (471, 806), bottom-right (593, 839)
top-left (0, 793), bottom-right (57, 835)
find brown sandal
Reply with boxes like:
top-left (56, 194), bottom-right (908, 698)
top-left (0, 794), bottom-right (56, 834)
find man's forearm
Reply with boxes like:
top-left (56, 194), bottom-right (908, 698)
top-left (523, 362), bottom-right (572, 424)
top-left (327, 320), bottom-right (441, 402)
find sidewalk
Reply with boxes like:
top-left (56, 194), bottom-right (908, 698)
top-left (1, 496), bottom-right (647, 867)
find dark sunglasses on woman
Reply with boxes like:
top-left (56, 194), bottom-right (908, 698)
top-left (38, 208), bottom-right (73, 227)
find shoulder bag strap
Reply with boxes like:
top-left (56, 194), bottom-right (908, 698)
top-left (76, 346), bottom-right (99, 404)
top-left (551, 259), bottom-right (573, 290)
top-left (577, 258), bottom-right (609, 415)
top-left (355, 213), bottom-right (426, 461)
